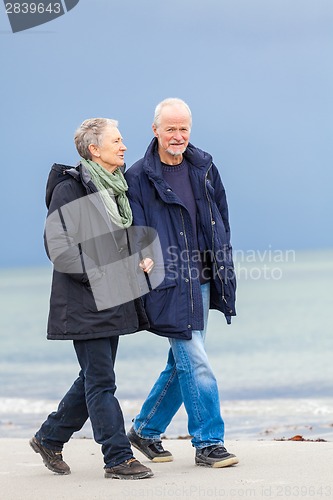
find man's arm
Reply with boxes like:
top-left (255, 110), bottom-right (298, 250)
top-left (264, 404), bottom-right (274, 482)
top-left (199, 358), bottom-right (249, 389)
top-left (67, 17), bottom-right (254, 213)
top-left (210, 163), bottom-right (231, 242)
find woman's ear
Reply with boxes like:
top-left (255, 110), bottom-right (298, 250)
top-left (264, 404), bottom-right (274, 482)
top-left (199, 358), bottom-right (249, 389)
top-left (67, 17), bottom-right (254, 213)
top-left (88, 143), bottom-right (100, 159)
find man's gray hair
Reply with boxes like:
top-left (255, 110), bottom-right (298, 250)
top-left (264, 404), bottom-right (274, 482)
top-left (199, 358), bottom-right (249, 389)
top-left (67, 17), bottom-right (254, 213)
top-left (74, 118), bottom-right (118, 160)
top-left (153, 98), bottom-right (192, 129)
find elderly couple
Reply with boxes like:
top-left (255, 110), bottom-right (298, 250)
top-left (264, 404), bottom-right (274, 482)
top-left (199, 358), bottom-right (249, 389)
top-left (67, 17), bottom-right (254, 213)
top-left (30, 98), bottom-right (238, 480)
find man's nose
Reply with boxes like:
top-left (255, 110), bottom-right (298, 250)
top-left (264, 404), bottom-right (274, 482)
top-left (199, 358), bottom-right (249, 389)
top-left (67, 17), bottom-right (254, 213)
top-left (120, 142), bottom-right (127, 151)
top-left (173, 131), bottom-right (183, 141)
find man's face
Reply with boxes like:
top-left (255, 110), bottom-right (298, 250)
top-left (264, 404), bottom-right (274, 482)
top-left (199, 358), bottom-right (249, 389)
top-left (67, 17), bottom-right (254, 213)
top-left (92, 127), bottom-right (127, 173)
top-left (153, 105), bottom-right (191, 164)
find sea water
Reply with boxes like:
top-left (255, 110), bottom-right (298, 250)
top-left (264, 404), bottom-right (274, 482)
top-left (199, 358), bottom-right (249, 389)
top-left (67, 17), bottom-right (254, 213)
top-left (1, 249), bottom-right (333, 441)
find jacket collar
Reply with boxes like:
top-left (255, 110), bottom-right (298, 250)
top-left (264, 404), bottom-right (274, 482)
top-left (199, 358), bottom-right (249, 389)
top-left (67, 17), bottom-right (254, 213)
top-left (142, 138), bottom-right (212, 180)
top-left (46, 163), bottom-right (122, 247)
top-left (140, 138), bottom-right (213, 205)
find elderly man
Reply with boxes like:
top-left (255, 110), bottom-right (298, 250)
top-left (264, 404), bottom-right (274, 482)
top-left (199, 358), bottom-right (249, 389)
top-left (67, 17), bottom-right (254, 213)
top-left (125, 98), bottom-right (238, 468)
top-left (30, 118), bottom-right (153, 480)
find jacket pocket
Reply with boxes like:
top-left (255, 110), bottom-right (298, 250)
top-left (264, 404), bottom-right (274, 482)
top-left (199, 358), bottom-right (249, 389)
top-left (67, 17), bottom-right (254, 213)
top-left (143, 283), bottom-right (178, 330)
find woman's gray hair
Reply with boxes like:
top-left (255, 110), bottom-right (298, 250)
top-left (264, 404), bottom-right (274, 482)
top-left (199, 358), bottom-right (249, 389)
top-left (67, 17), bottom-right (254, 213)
top-left (153, 98), bottom-right (192, 129)
top-left (74, 118), bottom-right (118, 159)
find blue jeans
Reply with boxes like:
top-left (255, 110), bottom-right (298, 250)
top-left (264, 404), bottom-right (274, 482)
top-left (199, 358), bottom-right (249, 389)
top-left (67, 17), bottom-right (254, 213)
top-left (133, 283), bottom-right (225, 448)
top-left (35, 336), bottom-right (133, 468)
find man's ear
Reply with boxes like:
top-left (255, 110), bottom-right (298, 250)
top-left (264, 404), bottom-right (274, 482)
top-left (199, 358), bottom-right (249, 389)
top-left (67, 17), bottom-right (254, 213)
top-left (152, 124), bottom-right (158, 138)
top-left (88, 143), bottom-right (100, 158)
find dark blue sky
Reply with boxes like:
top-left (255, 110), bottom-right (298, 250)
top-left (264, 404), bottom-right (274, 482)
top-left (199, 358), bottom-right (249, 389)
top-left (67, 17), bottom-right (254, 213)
top-left (1, 0), bottom-right (332, 268)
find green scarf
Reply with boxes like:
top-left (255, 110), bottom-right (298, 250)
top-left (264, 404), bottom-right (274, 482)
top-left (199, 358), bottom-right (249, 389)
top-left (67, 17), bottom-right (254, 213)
top-left (81, 158), bottom-right (133, 229)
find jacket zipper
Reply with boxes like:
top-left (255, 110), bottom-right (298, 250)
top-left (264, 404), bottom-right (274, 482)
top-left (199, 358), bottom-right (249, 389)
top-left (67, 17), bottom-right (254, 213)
top-left (204, 164), bottom-right (227, 304)
top-left (180, 207), bottom-right (194, 314)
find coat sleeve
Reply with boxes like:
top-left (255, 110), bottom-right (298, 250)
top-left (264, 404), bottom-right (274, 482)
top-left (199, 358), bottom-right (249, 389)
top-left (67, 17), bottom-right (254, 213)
top-left (44, 181), bottom-right (104, 285)
top-left (210, 163), bottom-right (231, 243)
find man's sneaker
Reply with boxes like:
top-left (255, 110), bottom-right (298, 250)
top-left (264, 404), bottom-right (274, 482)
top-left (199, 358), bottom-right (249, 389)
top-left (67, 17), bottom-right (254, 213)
top-left (104, 458), bottom-right (153, 479)
top-left (195, 445), bottom-right (239, 468)
top-left (29, 436), bottom-right (71, 475)
top-left (127, 426), bottom-right (173, 462)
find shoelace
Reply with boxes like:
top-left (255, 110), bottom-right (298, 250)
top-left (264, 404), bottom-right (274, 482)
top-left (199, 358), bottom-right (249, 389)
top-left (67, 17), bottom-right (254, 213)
top-left (126, 458), bottom-right (137, 465)
top-left (153, 442), bottom-right (164, 452)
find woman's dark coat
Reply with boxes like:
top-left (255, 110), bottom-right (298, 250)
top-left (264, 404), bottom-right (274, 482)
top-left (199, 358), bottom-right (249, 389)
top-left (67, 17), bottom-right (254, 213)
top-left (44, 162), bottom-right (149, 340)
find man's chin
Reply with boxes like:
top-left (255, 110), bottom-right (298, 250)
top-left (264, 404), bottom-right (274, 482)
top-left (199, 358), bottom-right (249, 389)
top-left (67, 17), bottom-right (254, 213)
top-left (166, 148), bottom-right (186, 156)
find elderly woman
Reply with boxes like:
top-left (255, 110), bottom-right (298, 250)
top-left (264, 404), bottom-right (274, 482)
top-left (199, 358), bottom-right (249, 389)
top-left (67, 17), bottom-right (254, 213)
top-left (30, 118), bottom-right (153, 480)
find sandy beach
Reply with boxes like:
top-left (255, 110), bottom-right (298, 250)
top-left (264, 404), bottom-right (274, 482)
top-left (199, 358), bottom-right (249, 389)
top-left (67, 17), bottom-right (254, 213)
top-left (1, 438), bottom-right (332, 499)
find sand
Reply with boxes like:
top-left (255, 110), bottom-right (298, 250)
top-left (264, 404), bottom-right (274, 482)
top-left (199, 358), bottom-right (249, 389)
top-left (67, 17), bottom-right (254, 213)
top-left (1, 438), bottom-right (332, 499)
